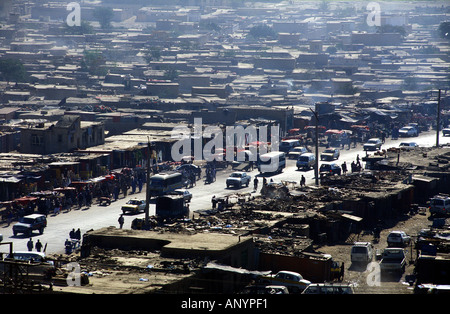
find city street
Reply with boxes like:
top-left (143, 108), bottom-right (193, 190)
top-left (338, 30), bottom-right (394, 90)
top-left (1, 130), bottom-right (449, 255)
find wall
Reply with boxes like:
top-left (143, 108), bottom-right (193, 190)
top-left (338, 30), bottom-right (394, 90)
top-left (258, 252), bottom-right (332, 283)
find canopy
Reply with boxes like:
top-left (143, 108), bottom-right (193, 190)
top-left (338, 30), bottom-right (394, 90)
top-left (325, 129), bottom-right (344, 135)
top-left (14, 196), bottom-right (38, 204)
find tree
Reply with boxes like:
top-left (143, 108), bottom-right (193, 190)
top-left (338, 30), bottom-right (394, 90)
top-left (248, 24), bottom-right (276, 39)
top-left (93, 7), bottom-right (114, 30)
top-left (63, 20), bottom-right (93, 35)
top-left (144, 48), bottom-right (161, 63)
top-left (376, 25), bottom-right (406, 36)
top-left (0, 58), bottom-right (28, 83)
top-left (81, 50), bottom-right (107, 76)
top-left (438, 22), bottom-right (450, 39)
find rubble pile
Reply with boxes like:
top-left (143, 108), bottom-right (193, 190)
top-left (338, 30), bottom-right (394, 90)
top-left (254, 236), bottom-right (314, 256)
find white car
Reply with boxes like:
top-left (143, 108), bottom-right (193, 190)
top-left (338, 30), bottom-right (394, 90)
top-left (387, 231), bottom-right (411, 247)
top-left (363, 138), bottom-right (382, 151)
top-left (226, 172), bottom-right (251, 188)
top-left (399, 142), bottom-right (418, 150)
top-left (399, 126), bottom-right (418, 137)
top-left (259, 271), bottom-right (311, 293)
top-left (171, 189), bottom-right (192, 202)
top-left (288, 146), bottom-right (308, 159)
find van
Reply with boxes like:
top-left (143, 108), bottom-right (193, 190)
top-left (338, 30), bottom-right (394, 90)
top-left (296, 153), bottom-right (315, 170)
top-left (351, 242), bottom-right (373, 264)
top-left (280, 139), bottom-right (300, 153)
top-left (429, 194), bottom-right (450, 216)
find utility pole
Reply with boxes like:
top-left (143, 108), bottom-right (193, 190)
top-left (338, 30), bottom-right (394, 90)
top-left (144, 138), bottom-right (152, 226)
top-left (436, 89), bottom-right (441, 148)
top-left (310, 104), bottom-right (319, 186)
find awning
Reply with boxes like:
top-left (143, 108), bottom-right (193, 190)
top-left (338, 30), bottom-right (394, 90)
top-left (14, 196), bottom-right (38, 204)
top-left (341, 213), bottom-right (363, 222)
top-left (325, 129), bottom-right (344, 135)
top-left (204, 262), bottom-right (271, 276)
top-left (0, 177), bottom-right (22, 183)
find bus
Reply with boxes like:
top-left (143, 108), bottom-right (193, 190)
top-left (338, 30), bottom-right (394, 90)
top-left (148, 171), bottom-right (184, 196)
top-left (258, 151), bottom-right (286, 174)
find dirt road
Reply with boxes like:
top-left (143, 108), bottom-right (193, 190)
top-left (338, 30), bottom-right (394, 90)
top-left (316, 209), bottom-right (432, 294)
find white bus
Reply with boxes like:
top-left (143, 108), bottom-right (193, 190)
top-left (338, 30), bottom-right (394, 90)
top-left (148, 171), bottom-right (184, 196)
top-left (258, 151), bottom-right (286, 173)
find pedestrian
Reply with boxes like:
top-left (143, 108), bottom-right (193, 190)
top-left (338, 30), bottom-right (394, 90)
top-left (342, 161), bottom-right (347, 175)
top-left (65, 239), bottom-right (72, 254)
top-left (75, 228), bottom-right (81, 240)
top-left (69, 228), bottom-right (76, 239)
top-left (35, 239), bottom-right (43, 252)
top-left (118, 214), bottom-right (124, 229)
top-left (300, 175), bottom-right (306, 187)
top-left (211, 195), bottom-right (217, 209)
top-left (253, 177), bottom-right (259, 191)
top-left (27, 238), bottom-right (33, 252)
top-left (7, 210), bottom-right (13, 227)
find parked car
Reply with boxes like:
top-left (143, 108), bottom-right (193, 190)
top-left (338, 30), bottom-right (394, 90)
top-left (259, 271), bottom-right (311, 293)
top-left (319, 163), bottom-right (342, 176)
top-left (122, 199), bottom-right (146, 214)
top-left (226, 172), bottom-right (251, 188)
top-left (170, 189), bottom-right (192, 202)
top-left (387, 231), bottom-right (411, 247)
top-left (320, 148), bottom-right (340, 161)
top-left (429, 194), bottom-right (450, 217)
top-left (1, 251), bottom-right (55, 277)
top-left (351, 242), bottom-right (374, 264)
top-left (442, 127), bottom-right (450, 136)
top-left (12, 214), bottom-right (47, 237)
top-left (296, 153), bottom-right (316, 170)
top-left (399, 142), bottom-right (418, 150)
top-left (240, 285), bottom-right (289, 294)
top-left (399, 126), bottom-right (418, 137)
top-left (363, 138), bottom-right (383, 151)
top-left (302, 283), bottom-right (354, 294)
top-left (288, 146), bottom-right (308, 159)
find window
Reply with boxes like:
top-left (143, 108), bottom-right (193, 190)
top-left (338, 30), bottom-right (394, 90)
top-left (31, 134), bottom-right (43, 146)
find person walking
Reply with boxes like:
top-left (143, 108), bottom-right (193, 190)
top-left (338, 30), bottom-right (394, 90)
top-left (27, 238), bottom-right (33, 252)
top-left (35, 239), bottom-right (43, 252)
top-left (211, 195), bottom-right (217, 209)
top-left (342, 161), bottom-right (347, 175)
top-left (253, 177), bottom-right (259, 191)
top-left (300, 175), bottom-right (306, 187)
top-left (118, 214), bottom-right (124, 229)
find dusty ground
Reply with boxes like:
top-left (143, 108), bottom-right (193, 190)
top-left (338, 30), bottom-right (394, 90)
top-left (316, 209), bottom-right (432, 294)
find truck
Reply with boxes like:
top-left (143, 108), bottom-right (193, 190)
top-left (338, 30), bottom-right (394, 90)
top-left (155, 195), bottom-right (189, 220)
top-left (379, 248), bottom-right (406, 274)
